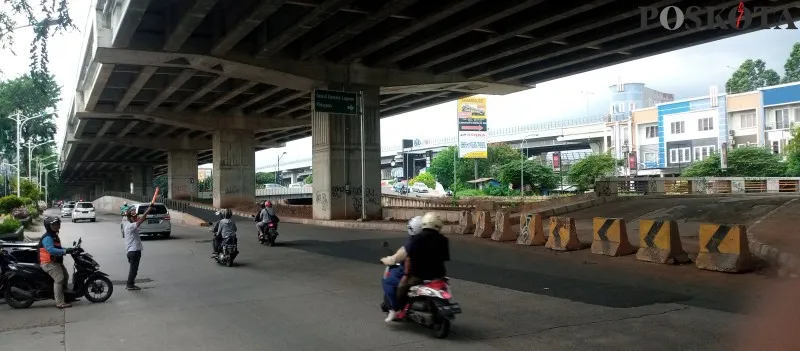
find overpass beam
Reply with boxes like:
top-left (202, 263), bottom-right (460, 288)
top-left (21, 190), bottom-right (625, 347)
top-left (311, 85), bottom-right (382, 220)
top-left (132, 165), bottom-right (154, 197)
top-left (168, 150), bottom-right (198, 201)
top-left (212, 130), bottom-right (256, 208)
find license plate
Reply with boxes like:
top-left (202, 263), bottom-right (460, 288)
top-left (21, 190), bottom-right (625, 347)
top-left (438, 303), bottom-right (461, 314)
top-left (148, 219), bottom-right (159, 224)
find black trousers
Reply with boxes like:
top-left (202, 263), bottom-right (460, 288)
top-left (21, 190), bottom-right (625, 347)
top-left (126, 250), bottom-right (142, 287)
top-left (396, 276), bottom-right (423, 311)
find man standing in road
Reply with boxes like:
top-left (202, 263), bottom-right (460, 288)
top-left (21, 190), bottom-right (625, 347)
top-left (122, 204), bottom-right (152, 291)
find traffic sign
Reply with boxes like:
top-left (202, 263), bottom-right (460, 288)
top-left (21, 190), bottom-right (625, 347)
top-left (313, 90), bottom-right (358, 115)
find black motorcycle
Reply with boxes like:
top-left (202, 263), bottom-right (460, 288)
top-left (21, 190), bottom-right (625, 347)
top-left (0, 240), bottom-right (40, 264)
top-left (212, 233), bottom-right (239, 267)
top-left (3, 237), bottom-right (114, 309)
top-left (258, 222), bottom-right (279, 246)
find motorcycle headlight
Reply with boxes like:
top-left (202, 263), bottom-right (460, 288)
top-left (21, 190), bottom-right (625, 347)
top-left (8, 264), bottom-right (17, 271)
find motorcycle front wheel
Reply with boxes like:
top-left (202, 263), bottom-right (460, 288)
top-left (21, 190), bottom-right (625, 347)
top-left (84, 276), bottom-right (114, 303)
top-left (4, 280), bottom-right (35, 309)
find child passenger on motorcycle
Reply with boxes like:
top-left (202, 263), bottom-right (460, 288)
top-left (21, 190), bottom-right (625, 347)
top-left (212, 209), bottom-right (237, 256)
top-left (380, 216), bottom-right (423, 322)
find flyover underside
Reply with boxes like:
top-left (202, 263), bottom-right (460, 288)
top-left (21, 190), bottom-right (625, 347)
top-left (60, 0), bottom-right (799, 186)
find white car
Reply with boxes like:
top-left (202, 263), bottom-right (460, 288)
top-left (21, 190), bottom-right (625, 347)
top-left (288, 182), bottom-right (306, 188)
top-left (71, 202), bottom-right (96, 222)
top-left (411, 183), bottom-right (429, 193)
top-left (60, 203), bottom-right (75, 218)
top-left (130, 203), bottom-right (172, 238)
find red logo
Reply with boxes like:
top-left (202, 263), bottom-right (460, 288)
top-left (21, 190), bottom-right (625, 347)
top-left (735, 1), bottom-right (745, 28)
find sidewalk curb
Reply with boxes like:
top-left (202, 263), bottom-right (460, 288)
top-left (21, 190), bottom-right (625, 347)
top-left (747, 198), bottom-right (799, 277)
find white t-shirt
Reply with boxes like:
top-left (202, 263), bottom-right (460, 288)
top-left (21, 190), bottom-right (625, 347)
top-left (122, 221), bottom-right (143, 252)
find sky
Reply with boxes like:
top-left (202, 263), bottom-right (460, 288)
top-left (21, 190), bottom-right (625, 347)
top-left (1, 2), bottom-right (798, 170)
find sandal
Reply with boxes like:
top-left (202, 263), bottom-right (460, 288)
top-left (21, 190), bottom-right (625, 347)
top-left (57, 303), bottom-right (72, 309)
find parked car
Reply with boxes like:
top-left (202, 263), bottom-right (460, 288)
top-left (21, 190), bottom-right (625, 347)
top-left (71, 202), bottom-right (96, 223)
top-left (288, 182), bottom-right (306, 188)
top-left (60, 203), bottom-right (75, 218)
top-left (411, 183), bottom-right (429, 193)
top-left (262, 183), bottom-right (285, 189)
top-left (129, 203), bottom-right (172, 238)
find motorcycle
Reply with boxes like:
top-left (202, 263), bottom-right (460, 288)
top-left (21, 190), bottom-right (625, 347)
top-left (2, 237), bottom-right (114, 309)
top-left (0, 240), bottom-right (40, 264)
top-left (211, 232), bottom-right (239, 267)
top-left (258, 222), bottom-right (279, 246)
top-left (379, 242), bottom-right (461, 339)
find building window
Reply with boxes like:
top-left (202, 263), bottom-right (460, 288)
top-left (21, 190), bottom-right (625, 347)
top-left (776, 109), bottom-right (790, 129)
top-left (629, 102), bottom-right (636, 111)
top-left (698, 117), bottom-right (714, 131)
top-left (645, 126), bottom-right (658, 139)
top-left (693, 145), bottom-right (716, 161)
top-left (670, 121), bottom-right (685, 134)
top-left (669, 147), bottom-right (691, 164)
top-left (739, 113), bottom-right (756, 128)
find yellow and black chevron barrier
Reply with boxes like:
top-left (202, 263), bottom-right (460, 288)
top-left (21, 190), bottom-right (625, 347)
top-left (591, 217), bottom-right (636, 257)
top-left (546, 217), bottom-right (581, 251)
top-left (636, 219), bottom-right (690, 264)
top-left (695, 223), bottom-right (752, 272)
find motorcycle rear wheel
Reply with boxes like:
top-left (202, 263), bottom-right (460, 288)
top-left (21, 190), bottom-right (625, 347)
top-left (4, 281), bottom-right (35, 309)
top-left (430, 317), bottom-right (451, 339)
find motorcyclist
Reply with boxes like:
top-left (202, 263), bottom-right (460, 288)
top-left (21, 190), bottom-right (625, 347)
top-left (120, 202), bottom-right (129, 215)
top-left (395, 212), bottom-right (450, 320)
top-left (380, 216), bottom-right (423, 322)
top-left (256, 201), bottom-right (278, 237)
top-left (38, 216), bottom-right (74, 309)
top-left (212, 209), bottom-right (237, 257)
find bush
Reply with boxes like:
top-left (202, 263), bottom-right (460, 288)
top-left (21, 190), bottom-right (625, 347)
top-left (408, 172), bottom-right (436, 189)
top-left (11, 207), bottom-right (30, 220)
top-left (0, 217), bottom-right (22, 234)
top-left (26, 204), bottom-right (40, 218)
top-left (21, 197), bottom-right (34, 205)
top-left (0, 195), bottom-right (24, 214)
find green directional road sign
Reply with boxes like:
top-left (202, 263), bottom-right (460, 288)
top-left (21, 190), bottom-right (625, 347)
top-left (313, 89), bottom-right (358, 115)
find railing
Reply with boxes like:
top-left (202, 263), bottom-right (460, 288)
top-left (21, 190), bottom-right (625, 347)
top-left (596, 177), bottom-right (800, 196)
top-left (255, 186), bottom-right (313, 196)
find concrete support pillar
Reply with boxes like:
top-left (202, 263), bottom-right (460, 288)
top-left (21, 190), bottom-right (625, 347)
top-left (290, 173), bottom-right (298, 184)
top-left (212, 130), bottom-right (255, 208)
top-left (168, 150), bottom-right (198, 201)
top-left (311, 85), bottom-right (381, 220)
top-left (109, 173), bottom-right (130, 193)
top-left (132, 165), bottom-right (154, 197)
top-left (94, 183), bottom-right (103, 199)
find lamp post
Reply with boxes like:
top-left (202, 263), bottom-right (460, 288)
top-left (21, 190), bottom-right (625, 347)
top-left (1, 163), bottom-right (18, 197)
top-left (36, 154), bottom-right (57, 185)
top-left (41, 163), bottom-right (57, 205)
top-left (520, 133), bottom-right (539, 197)
top-left (7, 111), bottom-right (50, 196)
top-left (622, 141), bottom-right (630, 176)
top-left (26, 140), bottom-right (53, 181)
top-left (276, 151), bottom-right (287, 185)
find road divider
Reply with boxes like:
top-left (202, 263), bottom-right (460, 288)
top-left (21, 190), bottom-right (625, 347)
top-left (695, 223), bottom-right (752, 272)
top-left (517, 213), bottom-right (546, 246)
top-left (491, 211), bottom-right (515, 241)
top-left (546, 217), bottom-right (581, 251)
top-left (591, 217), bottom-right (636, 257)
top-left (457, 210), bottom-right (475, 235)
top-left (474, 210), bottom-right (492, 239)
top-left (636, 219), bottom-right (690, 264)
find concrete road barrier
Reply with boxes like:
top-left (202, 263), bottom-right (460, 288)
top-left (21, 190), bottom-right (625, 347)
top-left (491, 211), bottom-right (515, 242)
top-left (591, 217), bottom-right (636, 257)
top-left (457, 210), bottom-right (475, 235)
top-left (517, 213), bottom-right (546, 246)
top-left (695, 223), bottom-right (752, 273)
top-left (473, 210), bottom-right (493, 239)
top-left (546, 217), bottom-right (582, 251)
top-left (636, 220), bottom-right (690, 264)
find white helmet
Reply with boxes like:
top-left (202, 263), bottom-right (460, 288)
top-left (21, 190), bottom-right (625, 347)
top-left (407, 216), bottom-right (423, 236)
top-left (421, 212), bottom-right (444, 232)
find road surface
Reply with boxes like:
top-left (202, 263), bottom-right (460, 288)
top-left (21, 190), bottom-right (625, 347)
top-left (1, 210), bottom-right (769, 350)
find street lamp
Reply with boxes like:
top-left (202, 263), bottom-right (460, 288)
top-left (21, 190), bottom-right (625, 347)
top-left (26, 140), bottom-right (53, 181)
top-left (621, 141), bottom-right (630, 176)
top-left (41, 163), bottom-right (57, 205)
top-left (36, 154), bottom-right (57, 185)
top-left (520, 133), bottom-right (539, 197)
top-left (276, 151), bottom-right (287, 185)
top-left (1, 163), bottom-right (19, 197)
top-left (6, 111), bottom-right (51, 197)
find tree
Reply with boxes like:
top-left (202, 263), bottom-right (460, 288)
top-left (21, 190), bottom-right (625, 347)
top-left (0, 74), bottom-right (61, 164)
top-left (428, 144), bottom-right (525, 190)
top-left (10, 178), bottom-right (41, 200)
top-left (783, 127), bottom-right (800, 176)
top-left (0, 1), bottom-right (74, 82)
top-left (409, 172), bottom-right (436, 189)
top-left (783, 42), bottom-right (800, 84)
top-left (496, 159), bottom-right (558, 193)
top-left (725, 59), bottom-right (781, 94)
top-left (153, 175), bottom-right (168, 197)
top-left (255, 172), bottom-right (276, 184)
top-left (303, 175), bottom-right (313, 184)
top-left (681, 147), bottom-right (786, 177)
top-left (567, 153), bottom-right (616, 191)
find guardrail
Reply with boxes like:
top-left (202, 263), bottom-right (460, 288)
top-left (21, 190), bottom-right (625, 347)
top-left (596, 177), bottom-right (800, 196)
top-left (255, 186), bottom-right (313, 196)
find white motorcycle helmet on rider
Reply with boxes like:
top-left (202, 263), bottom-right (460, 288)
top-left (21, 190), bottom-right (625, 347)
top-left (421, 212), bottom-right (444, 232)
top-left (407, 216), bottom-right (423, 236)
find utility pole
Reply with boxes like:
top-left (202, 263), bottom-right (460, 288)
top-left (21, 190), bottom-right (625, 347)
top-left (6, 111), bottom-right (49, 197)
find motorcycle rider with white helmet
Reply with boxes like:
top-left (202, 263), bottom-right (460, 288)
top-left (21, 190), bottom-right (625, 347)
top-left (380, 216), bottom-right (423, 322)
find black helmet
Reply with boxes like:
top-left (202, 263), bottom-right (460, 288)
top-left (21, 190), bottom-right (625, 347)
top-left (43, 216), bottom-right (61, 233)
top-left (222, 208), bottom-right (233, 219)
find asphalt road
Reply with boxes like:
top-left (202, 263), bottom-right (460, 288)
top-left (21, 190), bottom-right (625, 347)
top-left (0, 209), bottom-right (771, 350)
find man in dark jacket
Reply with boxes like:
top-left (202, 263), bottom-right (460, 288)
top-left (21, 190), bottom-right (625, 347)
top-left (395, 212), bottom-right (450, 319)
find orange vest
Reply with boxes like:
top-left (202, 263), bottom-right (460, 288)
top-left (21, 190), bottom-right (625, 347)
top-left (38, 232), bottom-right (63, 264)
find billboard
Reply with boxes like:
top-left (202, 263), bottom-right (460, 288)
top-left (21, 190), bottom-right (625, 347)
top-left (457, 96), bottom-right (488, 159)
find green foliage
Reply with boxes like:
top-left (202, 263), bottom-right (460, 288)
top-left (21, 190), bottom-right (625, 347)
top-left (567, 153), bottom-right (616, 191)
top-left (11, 178), bottom-right (41, 200)
top-left (0, 1), bottom-right (74, 83)
top-left (408, 172), bottom-right (436, 189)
top-left (153, 175), bottom-right (168, 197)
top-left (428, 144), bottom-right (527, 190)
top-left (197, 177), bottom-right (212, 192)
top-left (0, 195), bottom-right (24, 214)
top-left (782, 126), bottom-right (800, 176)
top-left (725, 59), bottom-right (781, 94)
top-left (783, 42), bottom-right (800, 84)
top-left (0, 74), bottom-right (61, 164)
top-left (303, 175), bottom-right (313, 184)
top-left (681, 147), bottom-right (786, 177)
top-left (496, 159), bottom-right (558, 193)
top-left (25, 204), bottom-right (38, 218)
top-left (255, 172), bottom-right (276, 184)
top-left (0, 216), bottom-right (21, 234)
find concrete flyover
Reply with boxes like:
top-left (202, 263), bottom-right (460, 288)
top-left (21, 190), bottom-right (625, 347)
top-left (59, 0), bottom-right (800, 217)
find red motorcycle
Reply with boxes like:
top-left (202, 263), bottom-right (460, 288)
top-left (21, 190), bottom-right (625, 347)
top-left (258, 222), bottom-right (278, 246)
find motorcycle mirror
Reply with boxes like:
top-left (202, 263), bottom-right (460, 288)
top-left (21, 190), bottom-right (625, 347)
top-left (382, 241), bottom-right (389, 248)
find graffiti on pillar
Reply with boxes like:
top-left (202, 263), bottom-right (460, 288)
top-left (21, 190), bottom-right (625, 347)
top-left (173, 185), bottom-right (190, 200)
top-left (365, 188), bottom-right (378, 205)
top-left (223, 185), bottom-right (241, 194)
top-left (315, 191), bottom-right (329, 212)
top-left (331, 185), bottom-right (346, 199)
top-left (352, 196), bottom-right (363, 215)
top-left (647, 180), bottom-right (658, 194)
top-left (694, 178), bottom-right (709, 193)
